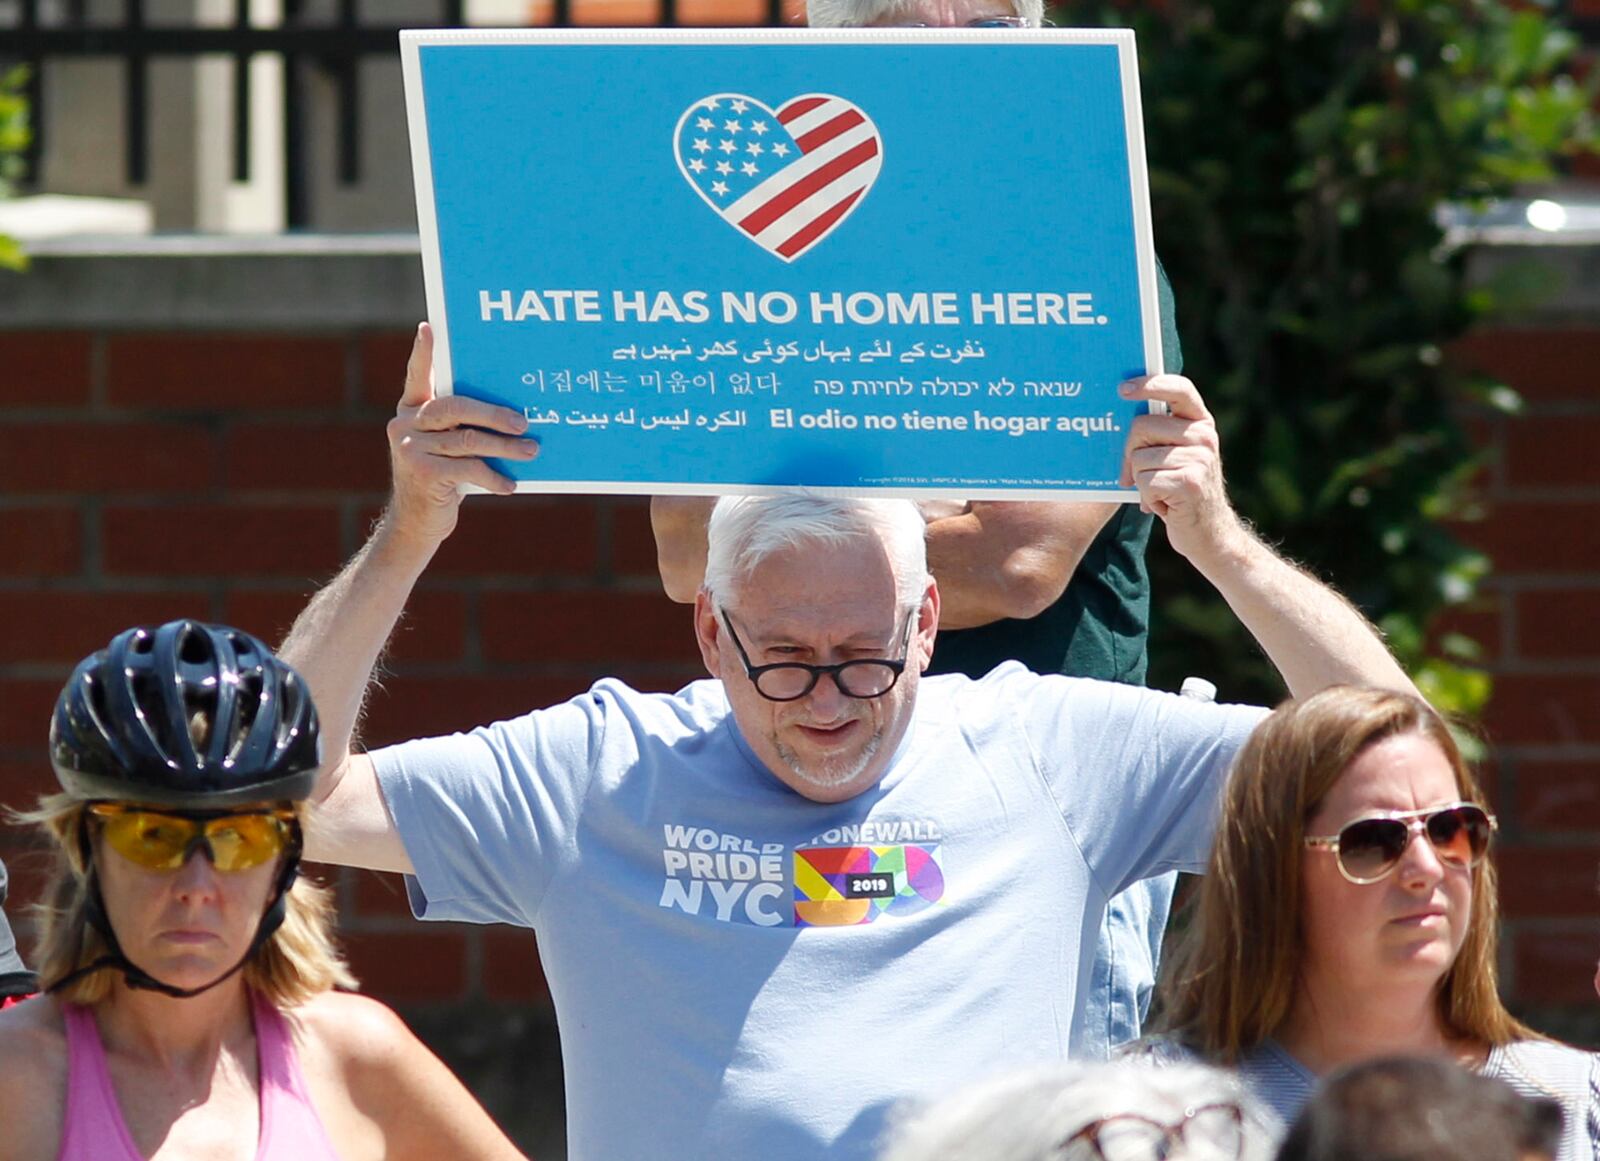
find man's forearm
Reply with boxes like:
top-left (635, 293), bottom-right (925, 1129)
top-left (925, 501), bottom-right (1115, 629)
top-left (651, 496), bottom-right (716, 603)
top-left (279, 515), bottom-right (439, 801)
top-left (1119, 374), bottom-right (1413, 701)
top-left (1191, 520), bottom-right (1414, 699)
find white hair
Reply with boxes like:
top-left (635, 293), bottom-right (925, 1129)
top-left (878, 1060), bottom-right (1275, 1161)
top-left (805, 0), bottom-right (1046, 31)
top-left (703, 492), bottom-right (929, 612)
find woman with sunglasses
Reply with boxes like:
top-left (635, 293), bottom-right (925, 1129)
top-left (1152, 685), bottom-right (1598, 1160)
top-left (0, 620), bottom-right (526, 1160)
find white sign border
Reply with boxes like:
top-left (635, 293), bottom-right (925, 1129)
top-left (400, 27), bottom-right (1162, 503)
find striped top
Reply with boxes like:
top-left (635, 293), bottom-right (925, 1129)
top-left (1213, 1038), bottom-right (1600, 1161)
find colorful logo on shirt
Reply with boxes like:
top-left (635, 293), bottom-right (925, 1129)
top-left (792, 844), bottom-right (945, 927)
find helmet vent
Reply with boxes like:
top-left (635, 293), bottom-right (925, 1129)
top-left (130, 672), bottom-right (162, 723)
top-left (86, 671), bottom-right (111, 725)
top-left (187, 709), bottom-right (212, 751)
top-left (183, 684), bottom-right (220, 763)
top-left (177, 630), bottom-right (211, 665)
top-left (228, 674), bottom-right (264, 761)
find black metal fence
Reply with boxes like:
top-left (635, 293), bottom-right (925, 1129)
top-left (0, 0), bottom-right (787, 226)
top-left (1, 1), bottom-right (1594, 228)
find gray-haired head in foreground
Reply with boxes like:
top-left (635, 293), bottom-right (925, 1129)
top-left (1274, 1055), bottom-right (1564, 1161)
top-left (878, 1059), bottom-right (1274, 1161)
top-left (704, 493), bottom-right (930, 612)
top-left (806, 0), bottom-right (1047, 32)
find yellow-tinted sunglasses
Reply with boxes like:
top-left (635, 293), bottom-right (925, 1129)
top-left (89, 803), bottom-right (298, 873)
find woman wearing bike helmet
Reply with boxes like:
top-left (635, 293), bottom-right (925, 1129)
top-left (0, 620), bottom-right (526, 1161)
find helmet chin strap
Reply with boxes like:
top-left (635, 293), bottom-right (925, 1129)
top-left (48, 853), bottom-right (301, 1002)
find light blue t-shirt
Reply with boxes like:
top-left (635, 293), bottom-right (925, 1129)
top-left (1075, 875), bottom-right (1176, 1059)
top-left (372, 663), bottom-right (1265, 1161)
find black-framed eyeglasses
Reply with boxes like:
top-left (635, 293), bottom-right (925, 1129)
top-left (719, 608), bottom-right (917, 702)
top-left (1063, 1103), bottom-right (1244, 1161)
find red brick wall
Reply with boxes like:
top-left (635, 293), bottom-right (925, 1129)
top-left (0, 327), bottom-right (705, 1009)
top-left (2, 324), bottom-right (1596, 1024)
top-left (1451, 328), bottom-right (1600, 1015)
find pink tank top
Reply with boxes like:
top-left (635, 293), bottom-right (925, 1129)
top-left (58, 991), bottom-right (343, 1160)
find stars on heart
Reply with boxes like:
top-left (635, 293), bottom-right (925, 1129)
top-left (679, 96), bottom-right (790, 200)
top-left (676, 96), bottom-right (801, 214)
top-left (714, 136), bottom-right (759, 158)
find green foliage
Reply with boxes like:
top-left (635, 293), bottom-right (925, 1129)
top-left (0, 66), bottom-right (31, 272)
top-left (1051, 0), bottom-right (1598, 716)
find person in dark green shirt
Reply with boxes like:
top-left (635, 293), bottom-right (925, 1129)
top-left (926, 260), bottom-right (1183, 686)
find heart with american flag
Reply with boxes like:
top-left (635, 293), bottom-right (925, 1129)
top-left (673, 92), bottom-right (883, 263)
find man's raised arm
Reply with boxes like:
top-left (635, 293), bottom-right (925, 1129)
top-left (1120, 374), bottom-right (1415, 698)
top-left (920, 501), bottom-right (1115, 630)
top-left (279, 322), bottom-right (539, 870)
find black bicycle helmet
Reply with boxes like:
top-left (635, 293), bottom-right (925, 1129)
top-left (46, 621), bottom-right (320, 1001)
top-left (51, 620), bottom-right (320, 808)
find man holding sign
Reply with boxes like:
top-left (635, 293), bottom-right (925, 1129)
top-left (651, 0), bottom-right (1187, 1063)
top-left (279, 324), bottom-right (1412, 1160)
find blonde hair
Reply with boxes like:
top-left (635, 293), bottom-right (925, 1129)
top-left (1155, 685), bottom-right (1535, 1062)
top-left (18, 794), bottom-right (355, 1006)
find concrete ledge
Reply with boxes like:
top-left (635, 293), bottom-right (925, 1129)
top-left (0, 195), bottom-right (155, 241)
top-left (1467, 244), bottom-right (1600, 323)
top-left (0, 235), bottom-right (426, 330)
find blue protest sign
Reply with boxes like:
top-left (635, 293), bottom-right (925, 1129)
top-left (401, 28), bottom-right (1160, 499)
